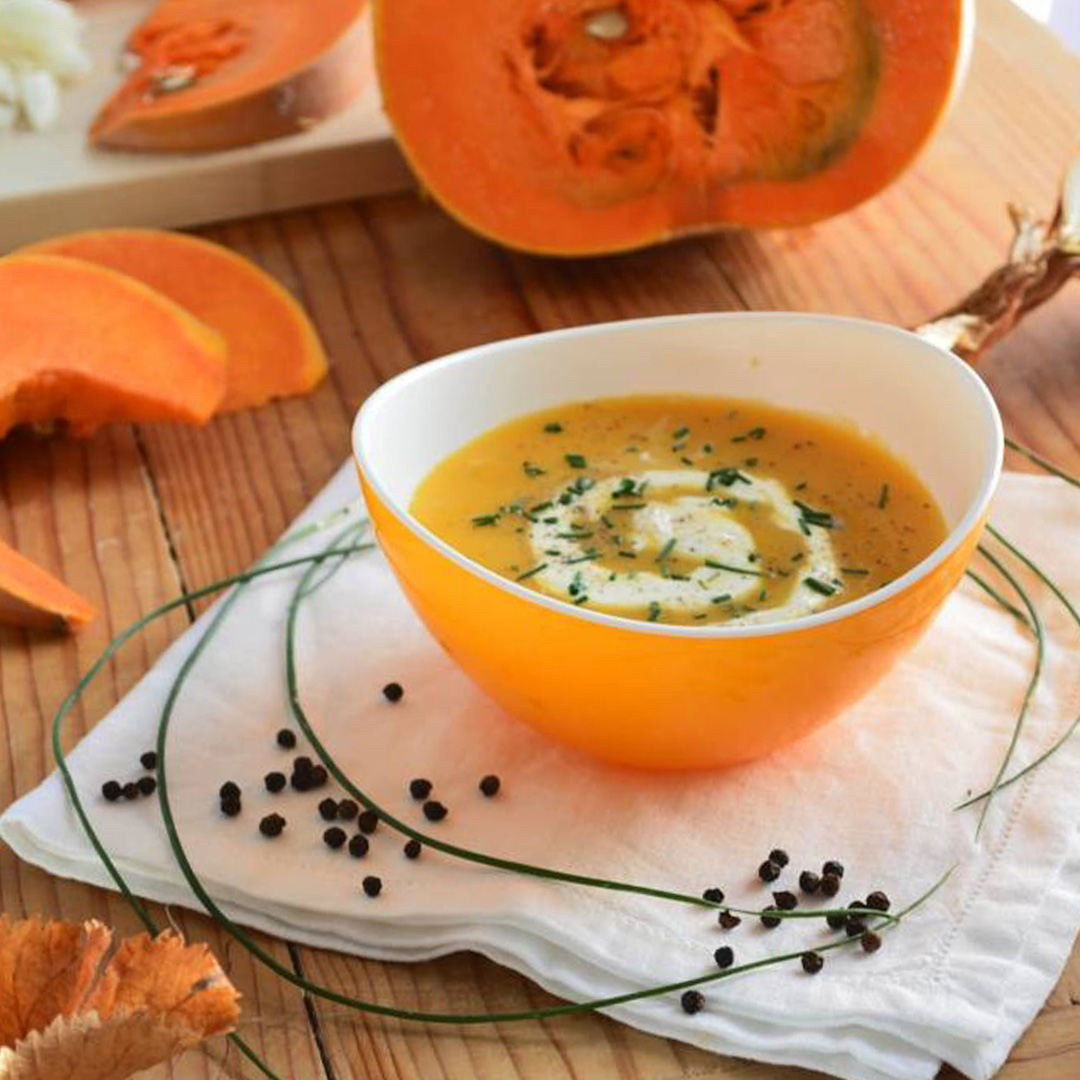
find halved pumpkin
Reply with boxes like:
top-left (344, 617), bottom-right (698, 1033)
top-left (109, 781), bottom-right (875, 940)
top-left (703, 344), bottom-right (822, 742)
top-left (0, 537), bottom-right (95, 631)
top-left (91, 0), bottom-right (371, 151)
top-left (25, 230), bottom-right (328, 412)
top-left (375, 0), bottom-right (973, 255)
top-left (0, 254), bottom-right (226, 438)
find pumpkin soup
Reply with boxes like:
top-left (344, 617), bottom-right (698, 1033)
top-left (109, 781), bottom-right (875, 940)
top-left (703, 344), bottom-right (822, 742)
top-left (410, 396), bottom-right (946, 626)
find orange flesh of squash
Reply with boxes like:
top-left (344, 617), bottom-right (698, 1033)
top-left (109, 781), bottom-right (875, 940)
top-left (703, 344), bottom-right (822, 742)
top-left (0, 254), bottom-right (227, 438)
top-left (0, 537), bottom-right (95, 631)
top-left (375, 0), bottom-right (971, 255)
top-left (25, 230), bottom-right (328, 413)
top-left (91, 0), bottom-right (372, 151)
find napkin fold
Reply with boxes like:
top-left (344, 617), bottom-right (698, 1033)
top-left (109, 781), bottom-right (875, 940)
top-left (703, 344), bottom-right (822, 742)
top-left (4, 465), bottom-right (1080, 1080)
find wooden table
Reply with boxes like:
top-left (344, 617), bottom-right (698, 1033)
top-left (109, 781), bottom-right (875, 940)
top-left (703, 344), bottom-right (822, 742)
top-left (2, 1), bottom-right (1079, 1077)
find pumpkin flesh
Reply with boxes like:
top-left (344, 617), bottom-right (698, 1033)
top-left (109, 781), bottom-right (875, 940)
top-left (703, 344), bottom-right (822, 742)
top-left (0, 537), bottom-right (95, 631)
top-left (376, 0), bottom-right (970, 254)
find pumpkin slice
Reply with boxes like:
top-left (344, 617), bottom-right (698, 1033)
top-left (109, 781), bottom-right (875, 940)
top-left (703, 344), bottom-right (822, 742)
top-left (0, 254), bottom-right (226, 438)
top-left (91, 0), bottom-right (372, 151)
top-left (26, 230), bottom-right (327, 412)
top-left (0, 537), bottom-right (95, 631)
top-left (376, 0), bottom-right (973, 255)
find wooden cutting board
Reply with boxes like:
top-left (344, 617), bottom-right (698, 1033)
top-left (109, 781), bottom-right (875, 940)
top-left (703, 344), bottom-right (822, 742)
top-left (0, 0), bottom-right (411, 252)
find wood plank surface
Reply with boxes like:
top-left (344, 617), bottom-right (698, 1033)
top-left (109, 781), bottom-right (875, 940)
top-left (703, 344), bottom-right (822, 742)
top-left (2, 1), bottom-right (1080, 1078)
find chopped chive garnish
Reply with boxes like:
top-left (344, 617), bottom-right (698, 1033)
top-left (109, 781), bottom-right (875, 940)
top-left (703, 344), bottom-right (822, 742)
top-left (544, 549), bottom-right (562, 557)
top-left (804, 577), bottom-right (837, 596)
top-left (732, 426), bottom-right (766, 443)
top-left (611, 503), bottom-right (646, 511)
top-left (655, 538), bottom-right (677, 566)
top-left (600, 514), bottom-right (614, 529)
top-left (472, 514), bottom-right (500, 527)
top-left (530, 501), bottom-right (553, 513)
top-left (568, 570), bottom-right (585, 597)
top-left (841, 567), bottom-right (870, 576)
top-left (795, 481), bottom-right (808, 491)
top-left (703, 443), bottom-right (713, 453)
top-left (612, 478), bottom-right (645, 499)
top-left (794, 500), bottom-right (835, 530)
top-left (516, 563), bottom-right (548, 581)
top-left (680, 457), bottom-right (694, 466)
top-left (557, 531), bottom-right (593, 539)
top-left (543, 516), bottom-right (558, 524)
top-left (523, 461), bottom-right (546, 478)
top-left (565, 454), bottom-right (588, 469)
top-left (878, 483), bottom-right (890, 509)
top-left (673, 426), bottom-right (690, 439)
top-left (544, 422), bottom-right (563, 433)
top-left (704, 559), bottom-right (765, 577)
top-left (710, 496), bottom-right (737, 508)
top-left (565, 550), bottom-right (601, 565)
top-left (672, 443), bottom-right (687, 452)
top-left (706, 468), bottom-right (751, 491)
top-left (744, 457), bottom-right (759, 467)
top-left (617, 551), bottom-right (637, 559)
top-left (573, 595), bottom-right (590, 605)
top-left (647, 601), bottom-right (662, 622)
top-left (711, 594), bottom-right (732, 604)
top-left (694, 614), bottom-right (707, 620)
top-left (758, 589), bottom-right (768, 601)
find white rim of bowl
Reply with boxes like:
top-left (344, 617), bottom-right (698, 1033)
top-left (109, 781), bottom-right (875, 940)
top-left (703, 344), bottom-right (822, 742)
top-left (353, 312), bottom-right (1004, 640)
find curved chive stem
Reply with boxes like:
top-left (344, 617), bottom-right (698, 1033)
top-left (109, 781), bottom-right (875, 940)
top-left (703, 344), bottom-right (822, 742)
top-left (1005, 436), bottom-right (1080, 491)
top-left (966, 569), bottom-right (1031, 627)
top-left (970, 543), bottom-right (1045, 838)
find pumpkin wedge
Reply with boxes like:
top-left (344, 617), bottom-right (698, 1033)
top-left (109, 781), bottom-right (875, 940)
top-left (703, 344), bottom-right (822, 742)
top-left (0, 254), bottom-right (226, 438)
top-left (375, 0), bottom-right (974, 255)
top-left (26, 230), bottom-right (328, 412)
top-left (0, 537), bottom-right (95, 631)
top-left (91, 0), bottom-right (371, 152)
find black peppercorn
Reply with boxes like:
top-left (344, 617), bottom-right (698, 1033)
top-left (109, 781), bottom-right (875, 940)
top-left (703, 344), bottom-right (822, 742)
top-left (702, 887), bottom-right (725, 904)
top-left (318, 798), bottom-right (339, 822)
top-left (822, 860), bottom-right (845, 879)
top-left (758, 859), bottom-right (781, 883)
top-left (309, 765), bottom-right (328, 789)
top-left (760, 907), bottom-right (782, 929)
top-left (220, 797), bottom-right (242, 818)
top-left (293, 756), bottom-right (314, 774)
top-left (479, 774), bottom-right (501, 797)
top-left (404, 839), bottom-right (422, 859)
top-left (826, 911), bottom-right (846, 930)
top-left (137, 775), bottom-right (156, 797)
top-left (409, 778), bottom-right (433, 800)
top-left (382, 682), bottom-right (404, 703)
top-left (713, 946), bottom-right (734, 970)
top-left (323, 827), bottom-right (347, 850)
top-left (845, 917), bottom-right (867, 938)
top-left (348, 834), bottom-right (369, 859)
top-left (259, 813), bottom-right (286, 838)
top-left (865, 891), bottom-right (891, 913)
top-left (362, 875), bottom-right (383, 897)
top-left (801, 951), bottom-right (824, 975)
top-left (220, 781), bottom-right (240, 801)
top-left (264, 772), bottom-right (286, 794)
top-left (423, 800), bottom-right (448, 822)
top-left (820, 872), bottom-right (841, 898)
top-left (140, 751), bottom-right (157, 770)
top-left (861, 931), bottom-right (883, 954)
top-left (337, 799), bottom-right (359, 821)
top-left (680, 990), bottom-right (705, 1015)
top-left (276, 729), bottom-right (297, 750)
top-left (718, 911), bottom-right (742, 931)
top-left (290, 771), bottom-right (312, 793)
top-left (123, 782), bottom-right (140, 801)
top-left (772, 890), bottom-right (798, 911)
top-left (102, 780), bottom-right (122, 802)
top-left (358, 809), bottom-right (379, 834)
top-left (768, 848), bottom-right (790, 869)
top-left (799, 870), bottom-right (821, 895)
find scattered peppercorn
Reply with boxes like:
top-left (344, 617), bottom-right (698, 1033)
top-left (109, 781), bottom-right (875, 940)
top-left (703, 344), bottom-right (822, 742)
top-left (264, 772), bottom-right (287, 794)
top-left (861, 931), bottom-right (883, 954)
top-left (758, 859), bottom-right (781, 883)
top-left (140, 751), bottom-right (157, 770)
top-left (801, 951), bottom-right (824, 975)
top-left (318, 798), bottom-right (339, 822)
top-left (820, 872), bottom-right (841, 898)
top-left (323, 827), bottom-right (347, 850)
top-left (337, 799), bottom-right (359, 821)
top-left (276, 729), bottom-right (297, 750)
top-left (382, 682), bottom-right (404, 703)
top-left (123, 782), bottom-right (140, 801)
top-left (290, 771), bottom-right (312, 793)
top-left (137, 776), bottom-right (156, 797)
top-left (768, 849), bottom-right (790, 868)
top-left (220, 797), bottom-right (242, 818)
top-left (772, 890), bottom-right (798, 911)
top-left (309, 765), bottom-right (328, 789)
top-left (826, 911), bottom-right (846, 930)
top-left (348, 834), bottom-right (369, 859)
top-left (404, 839), bottom-right (422, 859)
top-left (423, 800), bottom-right (448, 822)
top-left (718, 911), bottom-right (742, 931)
top-left (102, 780), bottom-right (122, 802)
top-left (822, 860), bottom-right (845, 879)
top-left (479, 774), bottom-right (501, 797)
top-left (362, 875), bottom-right (383, 897)
top-left (293, 756), bottom-right (314, 774)
top-left (409, 778), bottom-right (433, 800)
top-left (680, 990), bottom-right (705, 1015)
top-left (220, 781), bottom-right (240, 801)
top-left (713, 946), bottom-right (735, 970)
top-left (760, 907), bottom-right (782, 929)
top-left (799, 870), bottom-right (821, 895)
top-left (845, 917), bottom-right (867, 938)
top-left (358, 809), bottom-right (379, 834)
top-left (865, 891), bottom-right (891, 912)
top-left (702, 887), bottom-right (725, 904)
top-left (259, 813), bottom-right (286, 838)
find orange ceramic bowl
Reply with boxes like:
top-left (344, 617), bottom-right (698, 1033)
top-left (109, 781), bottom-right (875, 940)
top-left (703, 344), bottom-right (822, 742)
top-left (353, 314), bottom-right (1002, 770)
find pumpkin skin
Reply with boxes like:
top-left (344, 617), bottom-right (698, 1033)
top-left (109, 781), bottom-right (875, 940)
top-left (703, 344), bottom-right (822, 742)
top-left (375, 0), bottom-right (973, 255)
top-left (25, 230), bottom-right (328, 413)
top-left (91, 0), bottom-right (372, 152)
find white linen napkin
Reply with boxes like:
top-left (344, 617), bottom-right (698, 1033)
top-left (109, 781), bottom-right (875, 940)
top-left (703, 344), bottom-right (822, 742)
top-left (4, 464), bottom-right (1080, 1080)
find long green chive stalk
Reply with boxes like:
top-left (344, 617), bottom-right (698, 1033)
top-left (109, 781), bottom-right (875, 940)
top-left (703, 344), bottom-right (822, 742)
top-left (965, 569), bottom-right (1031, 627)
top-left (1006, 436), bottom-right (1080, 491)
